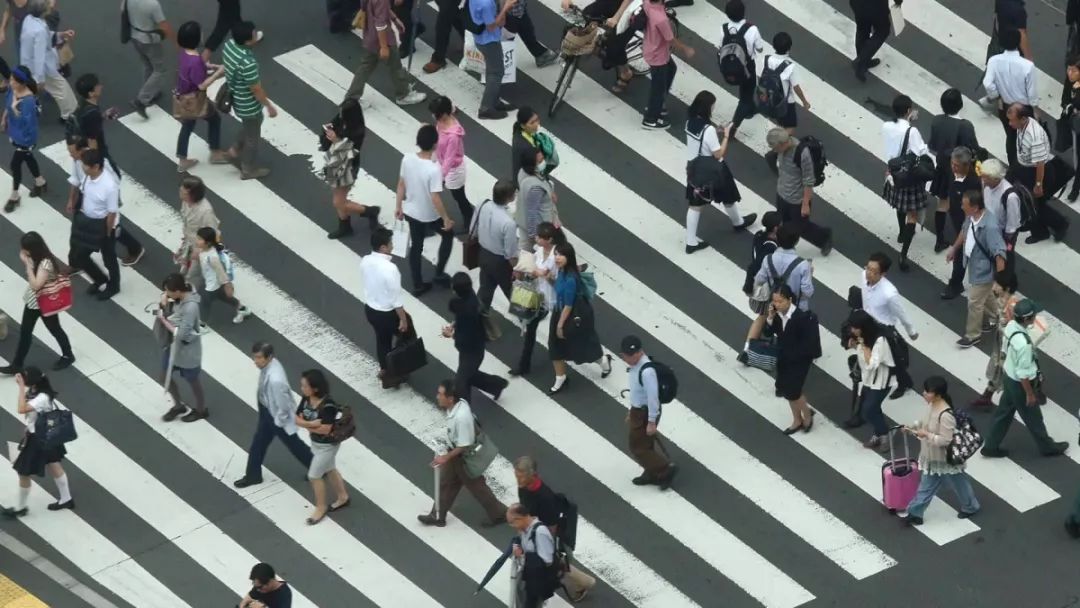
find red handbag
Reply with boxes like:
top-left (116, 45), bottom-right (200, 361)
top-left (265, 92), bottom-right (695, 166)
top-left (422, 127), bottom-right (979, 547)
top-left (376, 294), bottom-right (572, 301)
top-left (36, 275), bottom-right (73, 317)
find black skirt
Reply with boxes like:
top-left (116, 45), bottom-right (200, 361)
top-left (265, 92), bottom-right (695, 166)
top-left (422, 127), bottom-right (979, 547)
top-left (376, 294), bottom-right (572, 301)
top-left (12, 432), bottom-right (65, 478)
top-left (547, 306), bottom-right (602, 364)
top-left (928, 159), bottom-right (952, 199)
top-left (775, 358), bottom-right (812, 401)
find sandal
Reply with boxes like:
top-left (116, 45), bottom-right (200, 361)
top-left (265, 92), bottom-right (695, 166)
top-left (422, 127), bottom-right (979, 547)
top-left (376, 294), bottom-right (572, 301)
top-left (306, 510), bottom-right (327, 525)
top-left (329, 497), bottom-right (351, 512)
top-left (611, 69), bottom-right (632, 93)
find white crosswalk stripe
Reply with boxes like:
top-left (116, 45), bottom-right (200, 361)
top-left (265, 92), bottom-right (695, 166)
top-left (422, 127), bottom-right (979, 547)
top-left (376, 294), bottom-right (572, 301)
top-left (1, 3), bottom-right (1079, 605)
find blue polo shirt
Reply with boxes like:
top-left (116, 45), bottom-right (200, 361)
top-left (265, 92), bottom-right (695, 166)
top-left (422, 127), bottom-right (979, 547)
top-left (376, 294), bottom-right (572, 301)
top-left (470, 0), bottom-right (501, 45)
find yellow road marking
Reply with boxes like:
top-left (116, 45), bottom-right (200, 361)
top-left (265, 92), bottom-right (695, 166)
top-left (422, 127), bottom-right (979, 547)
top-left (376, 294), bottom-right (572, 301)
top-left (0, 573), bottom-right (49, 608)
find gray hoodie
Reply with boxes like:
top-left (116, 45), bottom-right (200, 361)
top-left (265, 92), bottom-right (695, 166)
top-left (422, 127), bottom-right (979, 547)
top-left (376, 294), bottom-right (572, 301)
top-left (156, 292), bottom-right (202, 369)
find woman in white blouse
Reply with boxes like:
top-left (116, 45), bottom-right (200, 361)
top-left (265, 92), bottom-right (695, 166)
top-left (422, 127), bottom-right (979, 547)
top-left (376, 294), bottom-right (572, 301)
top-left (881, 95), bottom-right (932, 272)
top-left (510, 221), bottom-right (561, 376)
top-left (1, 367), bottom-right (73, 518)
top-left (846, 311), bottom-right (894, 453)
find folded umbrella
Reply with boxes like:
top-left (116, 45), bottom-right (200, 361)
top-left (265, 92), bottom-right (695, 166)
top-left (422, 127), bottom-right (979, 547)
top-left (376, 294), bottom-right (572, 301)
top-left (474, 539), bottom-right (515, 595)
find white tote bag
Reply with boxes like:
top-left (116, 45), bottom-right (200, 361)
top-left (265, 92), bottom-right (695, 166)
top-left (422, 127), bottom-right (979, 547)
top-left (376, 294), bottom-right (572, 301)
top-left (391, 219), bottom-right (410, 258)
top-left (461, 31), bottom-right (517, 84)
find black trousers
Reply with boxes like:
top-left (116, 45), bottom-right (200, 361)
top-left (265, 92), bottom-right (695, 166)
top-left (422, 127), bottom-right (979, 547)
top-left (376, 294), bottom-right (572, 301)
top-left (431, 0), bottom-right (465, 63)
top-left (406, 215), bottom-right (453, 288)
top-left (777, 196), bottom-right (830, 248)
top-left (998, 106), bottom-right (1022, 170)
top-left (730, 69), bottom-right (757, 133)
top-left (477, 248), bottom-right (513, 310)
top-left (204, 0), bottom-right (242, 51)
top-left (505, 9), bottom-right (548, 58)
top-left (243, 403), bottom-right (314, 481)
top-left (10, 146), bottom-right (40, 191)
top-left (515, 309), bottom-right (547, 373)
top-left (948, 249), bottom-right (966, 290)
top-left (882, 325), bottom-right (913, 389)
top-left (853, 13), bottom-right (890, 71)
top-left (455, 348), bottom-right (505, 401)
top-left (12, 305), bottom-right (74, 367)
top-left (449, 187), bottom-right (473, 229)
top-left (71, 232), bottom-right (120, 291)
top-left (365, 305), bottom-right (399, 370)
top-left (394, 0), bottom-right (423, 54)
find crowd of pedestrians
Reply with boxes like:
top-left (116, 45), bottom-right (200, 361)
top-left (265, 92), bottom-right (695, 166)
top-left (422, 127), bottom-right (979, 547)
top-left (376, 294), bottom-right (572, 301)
top-left (3, 0), bottom-right (1080, 604)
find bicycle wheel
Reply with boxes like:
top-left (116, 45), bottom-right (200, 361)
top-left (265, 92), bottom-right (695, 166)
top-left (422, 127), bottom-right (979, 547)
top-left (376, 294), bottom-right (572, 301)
top-left (549, 56), bottom-right (579, 117)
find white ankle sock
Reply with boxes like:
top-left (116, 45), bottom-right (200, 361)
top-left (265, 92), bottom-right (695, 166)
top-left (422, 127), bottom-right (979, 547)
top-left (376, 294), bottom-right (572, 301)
top-left (685, 208), bottom-right (702, 246)
top-left (16, 486), bottom-right (29, 509)
top-left (53, 473), bottom-right (71, 503)
top-left (724, 202), bottom-right (744, 225)
top-left (743, 341), bottom-right (750, 352)
top-left (550, 375), bottom-right (567, 392)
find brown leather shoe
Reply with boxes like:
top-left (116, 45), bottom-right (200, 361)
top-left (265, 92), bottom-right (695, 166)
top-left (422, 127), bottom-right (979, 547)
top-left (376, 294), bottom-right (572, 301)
top-left (422, 60), bottom-right (445, 74)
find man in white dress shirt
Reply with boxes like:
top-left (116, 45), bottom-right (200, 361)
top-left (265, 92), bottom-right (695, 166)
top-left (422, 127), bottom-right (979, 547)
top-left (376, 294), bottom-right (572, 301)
top-left (983, 29), bottom-right (1037, 167)
top-left (860, 252), bottom-right (917, 399)
top-left (68, 149), bottom-right (123, 301)
top-left (360, 228), bottom-right (409, 382)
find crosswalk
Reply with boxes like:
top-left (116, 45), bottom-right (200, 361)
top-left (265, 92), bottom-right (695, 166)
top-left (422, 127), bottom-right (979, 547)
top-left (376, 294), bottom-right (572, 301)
top-left (1, 1), bottom-right (1079, 605)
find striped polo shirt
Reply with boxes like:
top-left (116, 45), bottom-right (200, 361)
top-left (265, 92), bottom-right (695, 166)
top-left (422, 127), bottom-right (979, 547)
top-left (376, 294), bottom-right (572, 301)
top-left (222, 39), bottom-right (262, 119)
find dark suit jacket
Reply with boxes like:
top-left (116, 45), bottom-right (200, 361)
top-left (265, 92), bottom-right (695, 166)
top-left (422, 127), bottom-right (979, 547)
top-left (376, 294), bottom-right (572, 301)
top-left (770, 308), bottom-right (822, 363)
top-left (850, 0), bottom-right (893, 21)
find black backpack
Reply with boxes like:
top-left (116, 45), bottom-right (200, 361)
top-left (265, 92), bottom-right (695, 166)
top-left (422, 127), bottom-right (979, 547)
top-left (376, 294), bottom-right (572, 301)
top-left (1003, 185), bottom-right (1037, 232)
top-left (717, 22), bottom-right (752, 85)
top-left (765, 254), bottom-right (804, 305)
top-left (794, 136), bottom-right (827, 186)
top-left (754, 56), bottom-right (790, 119)
top-left (640, 360), bottom-right (678, 404)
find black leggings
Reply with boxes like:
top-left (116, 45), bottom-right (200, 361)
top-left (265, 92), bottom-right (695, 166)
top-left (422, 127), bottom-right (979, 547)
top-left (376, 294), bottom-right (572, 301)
top-left (449, 187), bottom-right (473, 229)
top-left (12, 305), bottom-right (73, 367)
top-left (10, 146), bottom-right (40, 191)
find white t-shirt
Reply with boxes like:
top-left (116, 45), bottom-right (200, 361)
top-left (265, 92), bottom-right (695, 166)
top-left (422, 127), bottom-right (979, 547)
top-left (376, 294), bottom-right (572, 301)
top-left (685, 123), bottom-right (721, 161)
top-left (198, 248), bottom-right (225, 291)
top-left (79, 169), bottom-right (120, 220)
top-left (24, 393), bottom-right (57, 434)
top-left (764, 54), bottom-right (799, 104)
top-left (400, 154), bottom-right (443, 223)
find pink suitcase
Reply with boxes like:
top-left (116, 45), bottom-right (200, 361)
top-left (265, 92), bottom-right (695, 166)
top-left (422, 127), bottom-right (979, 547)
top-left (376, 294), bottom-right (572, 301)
top-left (881, 427), bottom-right (921, 512)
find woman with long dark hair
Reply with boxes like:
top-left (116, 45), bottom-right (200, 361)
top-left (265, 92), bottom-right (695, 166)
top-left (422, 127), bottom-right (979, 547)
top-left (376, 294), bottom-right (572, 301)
top-left (294, 369), bottom-right (349, 525)
top-left (901, 376), bottom-right (980, 526)
top-left (684, 90), bottom-right (754, 254)
top-left (845, 310), bottom-right (894, 452)
top-left (442, 272), bottom-right (508, 400)
top-left (0, 232), bottom-right (74, 375)
top-left (322, 98), bottom-right (379, 239)
top-left (2, 65), bottom-right (45, 212)
top-left (2, 366), bottom-right (74, 518)
top-left (431, 95), bottom-right (472, 230)
top-left (548, 242), bottom-right (611, 394)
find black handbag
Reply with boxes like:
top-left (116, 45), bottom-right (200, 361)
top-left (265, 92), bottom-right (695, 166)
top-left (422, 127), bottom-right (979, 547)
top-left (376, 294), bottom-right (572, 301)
top-left (887, 127), bottom-right (934, 188)
top-left (35, 405), bottom-right (77, 450)
top-left (562, 291), bottom-right (595, 339)
top-left (387, 336), bottom-right (427, 377)
top-left (1056, 111), bottom-right (1074, 153)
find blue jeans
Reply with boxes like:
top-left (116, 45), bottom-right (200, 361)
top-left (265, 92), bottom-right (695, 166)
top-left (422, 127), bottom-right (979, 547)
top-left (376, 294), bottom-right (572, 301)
top-left (906, 471), bottom-right (980, 518)
top-left (176, 112), bottom-right (223, 158)
top-left (860, 386), bottom-right (889, 437)
top-left (645, 59), bottom-right (676, 121)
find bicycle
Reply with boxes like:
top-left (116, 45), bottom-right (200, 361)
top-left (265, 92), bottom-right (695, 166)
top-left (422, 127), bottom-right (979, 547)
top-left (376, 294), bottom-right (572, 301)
top-left (548, 3), bottom-right (679, 118)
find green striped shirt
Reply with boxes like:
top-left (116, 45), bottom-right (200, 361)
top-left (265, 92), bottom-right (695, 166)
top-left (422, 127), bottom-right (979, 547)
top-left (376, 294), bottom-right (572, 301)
top-left (222, 39), bottom-right (262, 118)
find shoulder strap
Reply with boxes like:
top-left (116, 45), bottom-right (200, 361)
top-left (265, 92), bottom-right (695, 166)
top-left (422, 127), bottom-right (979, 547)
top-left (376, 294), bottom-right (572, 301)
top-left (469, 200), bottom-right (491, 237)
top-left (777, 256), bottom-right (804, 286)
top-left (766, 254), bottom-right (780, 285)
top-left (900, 127), bottom-right (912, 156)
top-left (970, 223), bottom-right (994, 261)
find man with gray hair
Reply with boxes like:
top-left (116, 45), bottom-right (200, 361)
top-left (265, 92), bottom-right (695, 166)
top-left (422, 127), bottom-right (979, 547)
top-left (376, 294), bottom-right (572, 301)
top-left (1005, 102), bottom-right (1069, 244)
top-left (766, 127), bottom-right (832, 256)
top-left (19, 0), bottom-right (75, 119)
top-left (980, 158), bottom-right (1022, 269)
top-left (513, 456), bottom-right (595, 601)
top-left (234, 342), bottom-right (314, 488)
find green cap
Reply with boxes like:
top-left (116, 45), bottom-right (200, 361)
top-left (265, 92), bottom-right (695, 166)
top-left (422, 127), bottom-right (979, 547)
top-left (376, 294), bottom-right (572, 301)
top-left (1013, 299), bottom-right (1040, 320)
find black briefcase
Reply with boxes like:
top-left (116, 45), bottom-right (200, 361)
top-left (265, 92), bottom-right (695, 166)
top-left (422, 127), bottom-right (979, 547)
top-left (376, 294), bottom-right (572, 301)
top-left (387, 337), bottom-right (427, 378)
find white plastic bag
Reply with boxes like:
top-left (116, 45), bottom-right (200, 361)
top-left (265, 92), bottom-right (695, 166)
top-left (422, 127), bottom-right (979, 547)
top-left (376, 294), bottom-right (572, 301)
top-left (461, 31), bottom-right (517, 84)
top-left (391, 219), bottom-right (410, 258)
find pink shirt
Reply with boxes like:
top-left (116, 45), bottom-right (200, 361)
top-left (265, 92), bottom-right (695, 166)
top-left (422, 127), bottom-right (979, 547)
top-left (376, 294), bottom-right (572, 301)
top-left (435, 120), bottom-right (465, 178)
top-left (642, 1), bottom-right (673, 67)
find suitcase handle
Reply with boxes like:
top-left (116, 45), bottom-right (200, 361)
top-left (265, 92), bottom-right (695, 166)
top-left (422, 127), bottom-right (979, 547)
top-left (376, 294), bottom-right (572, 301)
top-left (887, 425), bottom-right (911, 468)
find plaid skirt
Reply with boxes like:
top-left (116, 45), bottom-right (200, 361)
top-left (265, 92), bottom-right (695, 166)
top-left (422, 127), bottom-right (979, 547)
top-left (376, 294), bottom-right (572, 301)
top-left (882, 179), bottom-right (928, 213)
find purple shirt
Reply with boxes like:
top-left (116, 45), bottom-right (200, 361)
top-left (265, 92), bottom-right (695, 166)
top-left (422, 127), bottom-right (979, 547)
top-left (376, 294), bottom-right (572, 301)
top-left (362, 0), bottom-right (395, 54)
top-left (176, 51), bottom-right (207, 95)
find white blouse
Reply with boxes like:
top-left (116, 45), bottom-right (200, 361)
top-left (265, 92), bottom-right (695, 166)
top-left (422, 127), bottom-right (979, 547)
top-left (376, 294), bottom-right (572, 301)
top-left (24, 393), bottom-right (57, 433)
top-left (882, 119), bottom-right (928, 160)
top-left (532, 244), bottom-right (558, 310)
top-left (857, 336), bottom-right (895, 390)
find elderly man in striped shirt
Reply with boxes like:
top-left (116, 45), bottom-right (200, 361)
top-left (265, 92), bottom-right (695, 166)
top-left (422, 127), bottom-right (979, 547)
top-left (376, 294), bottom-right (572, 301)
top-left (1005, 103), bottom-right (1069, 244)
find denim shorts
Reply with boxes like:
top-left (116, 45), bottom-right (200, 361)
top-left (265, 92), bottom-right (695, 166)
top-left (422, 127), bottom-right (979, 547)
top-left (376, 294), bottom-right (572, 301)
top-left (161, 348), bottom-right (201, 381)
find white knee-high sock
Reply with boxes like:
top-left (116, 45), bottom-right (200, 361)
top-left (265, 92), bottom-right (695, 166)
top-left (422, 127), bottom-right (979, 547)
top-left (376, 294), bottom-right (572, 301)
top-left (53, 473), bottom-right (71, 503)
top-left (724, 202), bottom-right (745, 225)
top-left (685, 208), bottom-right (702, 245)
top-left (16, 486), bottom-right (29, 509)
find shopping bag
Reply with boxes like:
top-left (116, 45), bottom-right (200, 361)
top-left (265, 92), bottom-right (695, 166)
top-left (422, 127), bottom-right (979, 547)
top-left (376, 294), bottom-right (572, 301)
top-left (460, 32), bottom-right (517, 84)
top-left (391, 219), bottom-right (409, 258)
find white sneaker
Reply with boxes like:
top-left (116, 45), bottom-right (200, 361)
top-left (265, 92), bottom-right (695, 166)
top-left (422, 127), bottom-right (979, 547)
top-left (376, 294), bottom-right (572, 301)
top-left (395, 90), bottom-right (427, 106)
top-left (232, 307), bottom-right (252, 324)
top-left (197, 322), bottom-right (212, 335)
